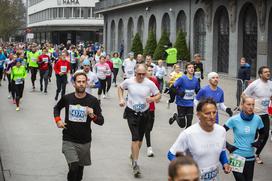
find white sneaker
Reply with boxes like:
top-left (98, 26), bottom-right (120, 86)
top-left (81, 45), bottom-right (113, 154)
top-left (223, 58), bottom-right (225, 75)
top-left (16, 107), bottom-right (20, 111)
top-left (8, 94), bottom-right (11, 99)
top-left (102, 95), bottom-right (106, 99)
top-left (147, 147), bottom-right (154, 157)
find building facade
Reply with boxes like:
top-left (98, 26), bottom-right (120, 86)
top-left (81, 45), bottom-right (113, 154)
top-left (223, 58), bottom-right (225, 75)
top-left (27, 0), bottom-right (104, 44)
top-left (95, 0), bottom-right (272, 77)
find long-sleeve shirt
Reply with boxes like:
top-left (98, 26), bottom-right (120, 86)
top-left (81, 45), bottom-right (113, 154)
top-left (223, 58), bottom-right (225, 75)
top-left (54, 59), bottom-right (71, 75)
top-left (11, 66), bottom-right (27, 81)
top-left (38, 54), bottom-right (50, 71)
top-left (53, 93), bottom-right (104, 144)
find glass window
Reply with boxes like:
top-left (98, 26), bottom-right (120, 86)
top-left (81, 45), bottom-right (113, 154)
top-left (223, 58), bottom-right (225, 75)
top-left (64, 7), bottom-right (72, 18)
top-left (82, 7), bottom-right (88, 19)
top-left (74, 7), bottom-right (80, 18)
top-left (59, 8), bottom-right (64, 18)
top-left (53, 8), bottom-right (57, 19)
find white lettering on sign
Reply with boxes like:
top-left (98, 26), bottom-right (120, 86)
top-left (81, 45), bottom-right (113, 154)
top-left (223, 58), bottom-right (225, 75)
top-left (63, 0), bottom-right (80, 5)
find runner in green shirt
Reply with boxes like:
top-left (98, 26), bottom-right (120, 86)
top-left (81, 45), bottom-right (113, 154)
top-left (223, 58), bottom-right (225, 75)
top-left (27, 46), bottom-right (40, 90)
top-left (111, 52), bottom-right (123, 87)
top-left (165, 45), bottom-right (177, 66)
top-left (11, 58), bottom-right (27, 111)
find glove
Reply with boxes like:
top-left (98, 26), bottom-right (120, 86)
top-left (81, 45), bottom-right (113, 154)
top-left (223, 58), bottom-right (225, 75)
top-left (226, 143), bottom-right (238, 153)
top-left (226, 108), bottom-right (233, 117)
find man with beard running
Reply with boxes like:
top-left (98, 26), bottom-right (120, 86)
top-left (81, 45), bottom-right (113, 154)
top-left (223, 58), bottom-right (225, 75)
top-left (54, 71), bottom-right (104, 181)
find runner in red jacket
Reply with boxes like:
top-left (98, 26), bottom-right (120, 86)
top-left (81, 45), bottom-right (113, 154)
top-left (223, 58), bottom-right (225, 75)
top-left (38, 48), bottom-right (50, 93)
top-left (54, 52), bottom-right (71, 101)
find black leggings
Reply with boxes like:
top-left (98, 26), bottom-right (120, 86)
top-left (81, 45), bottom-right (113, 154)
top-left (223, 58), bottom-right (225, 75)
top-left (12, 81), bottom-right (24, 107)
top-left (70, 63), bottom-right (77, 74)
top-left (98, 78), bottom-right (106, 95)
top-left (177, 106), bottom-right (194, 128)
top-left (56, 74), bottom-right (67, 98)
top-left (113, 68), bottom-right (119, 84)
top-left (30, 67), bottom-right (38, 87)
top-left (0, 68), bottom-right (3, 81)
top-left (7, 74), bottom-right (12, 93)
top-left (232, 160), bottom-right (254, 181)
top-left (67, 162), bottom-right (84, 181)
top-left (106, 76), bottom-right (112, 92)
top-left (145, 111), bottom-right (155, 147)
top-left (40, 70), bottom-right (49, 91)
top-left (157, 78), bottom-right (164, 93)
top-left (255, 114), bottom-right (270, 156)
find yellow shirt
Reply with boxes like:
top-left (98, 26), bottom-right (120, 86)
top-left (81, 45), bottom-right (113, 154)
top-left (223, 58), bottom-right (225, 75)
top-left (169, 72), bottom-right (183, 86)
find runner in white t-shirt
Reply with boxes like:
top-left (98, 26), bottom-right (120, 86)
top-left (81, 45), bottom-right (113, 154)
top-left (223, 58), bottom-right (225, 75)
top-left (122, 52), bottom-right (136, 79)
top-left (243, 66), bottom-right (272, 164)
top-left (81, 59), bottom-right (100, 95)
top-left (118, 64), bottom-right (161, 177)
top-left (168, 98), bottom-right (231, 181)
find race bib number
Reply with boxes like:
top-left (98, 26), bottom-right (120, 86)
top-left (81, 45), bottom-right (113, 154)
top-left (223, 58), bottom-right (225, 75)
top-left (183, 89), bottom-right (195, 100)
top-left (229, 154), bottom-right (246, 173)
top-left (31, 57), bottom-right (37, 62)
top-left (42, 58), bottom-right (48, 63)
top-left (132, 103), bottom-right (146, 112)
top-left (201, 167), bottom-right (219, 181)
top-left (69, 105), bottom-right (87, 123)
top-left (60, 66), bottom-right (67, 73)
top-left (15, 78), bottom-right (23, 85)
top-left (127, 70), bottom-right (133, 75)
top-left (261, 98), bottom-right (270, 108)
top-left (71, 58), bottom-right (76, 64)
top-left (195, 71), bottom-right (201, 79)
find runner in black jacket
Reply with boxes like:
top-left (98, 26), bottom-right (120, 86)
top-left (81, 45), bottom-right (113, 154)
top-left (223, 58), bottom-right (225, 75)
top-left (54, 71), bottom-right (104, 181)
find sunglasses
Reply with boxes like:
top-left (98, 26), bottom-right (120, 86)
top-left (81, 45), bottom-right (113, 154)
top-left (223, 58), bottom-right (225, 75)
top-left (136, 73), bottom-right (146, 76)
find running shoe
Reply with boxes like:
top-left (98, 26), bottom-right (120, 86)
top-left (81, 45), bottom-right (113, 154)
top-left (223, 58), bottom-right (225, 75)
top-left (133, 163), bottom-right (141, 177)
top-left (8, 94), bottom-right (11, 99)
top-left (102, 95), bottom-right (106, 99)
top-left (169, 113), bottom-right (177, 125)
top-left (255, 156), bottom-right (263, 164)
top-left (147, 147), bottom-right (154, 157)
top-left (40, 87), bottom-right (43, 92)
top-left (44, 91), bottom-right (47, 95)
top-left (16, 107), bottom-right (20, 111)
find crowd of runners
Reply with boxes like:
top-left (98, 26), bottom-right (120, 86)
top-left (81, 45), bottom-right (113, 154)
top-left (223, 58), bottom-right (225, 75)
top-left (0, 41), bottom-right (272, 181)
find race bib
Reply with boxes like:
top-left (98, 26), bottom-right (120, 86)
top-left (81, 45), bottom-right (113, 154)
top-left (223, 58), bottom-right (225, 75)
top-left (201, 166), bottom-right (219, 181)
top-left (69, 105), bottom-right (87, 123)
top-left (71, 58), bottom-right (76, 64)
top-left (132, 103), bottom-right (146, 112)
top-left (229, 154), bottom-right (246, 173)
top-left (42, 58), bottom-right (48, 63)
top-left (183, 89), bottom-right (195, 100)
top-left (60, 66), bottom-right (67, 73)
top-left (261, 98), bottom-right (270, 108)
top-left (195, 71), bottom-right (201, 79)
top-left (15, 78), bottom-right (23, 85)
top-left (127, 70), bottom-right (133, 75)
top-left (31, 57), bottom-right (37, 62)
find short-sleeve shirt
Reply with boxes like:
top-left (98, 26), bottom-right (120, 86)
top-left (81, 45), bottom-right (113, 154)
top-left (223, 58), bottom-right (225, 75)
top-left (169, 123), bottom-right (226, 180)
top-left (120, 77), bottom-right (159, 112)
top-left (123, 59), bottom-right (136, 79)
top-left (86, 71), bottom-right (99, 94)
top-left (243, 79), bottom-right (272, 115)
top-left (225, 114), bottom-right (264, 159)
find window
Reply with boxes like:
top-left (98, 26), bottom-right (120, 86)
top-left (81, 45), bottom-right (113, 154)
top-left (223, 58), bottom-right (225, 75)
top-left (53, 8), bottom-right (57, 19)
top-left (64, 7), bottom-right (72, 18)
top-left (74, 7), bottom-right (80, 18)
top-left (82, 7), bottom-right (89, 19)
top-left (59, 8), bottom-right (64, 18)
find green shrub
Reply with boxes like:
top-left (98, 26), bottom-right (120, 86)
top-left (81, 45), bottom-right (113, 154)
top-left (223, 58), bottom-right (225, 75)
top-left (131, 33), bottom-right (143, 56)
top-left (174, 31), bottom-right (190, 61)
top-left (153, 31), bottom-right (170, 60)
top-left (143, 31), bottom-right (157, 56)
